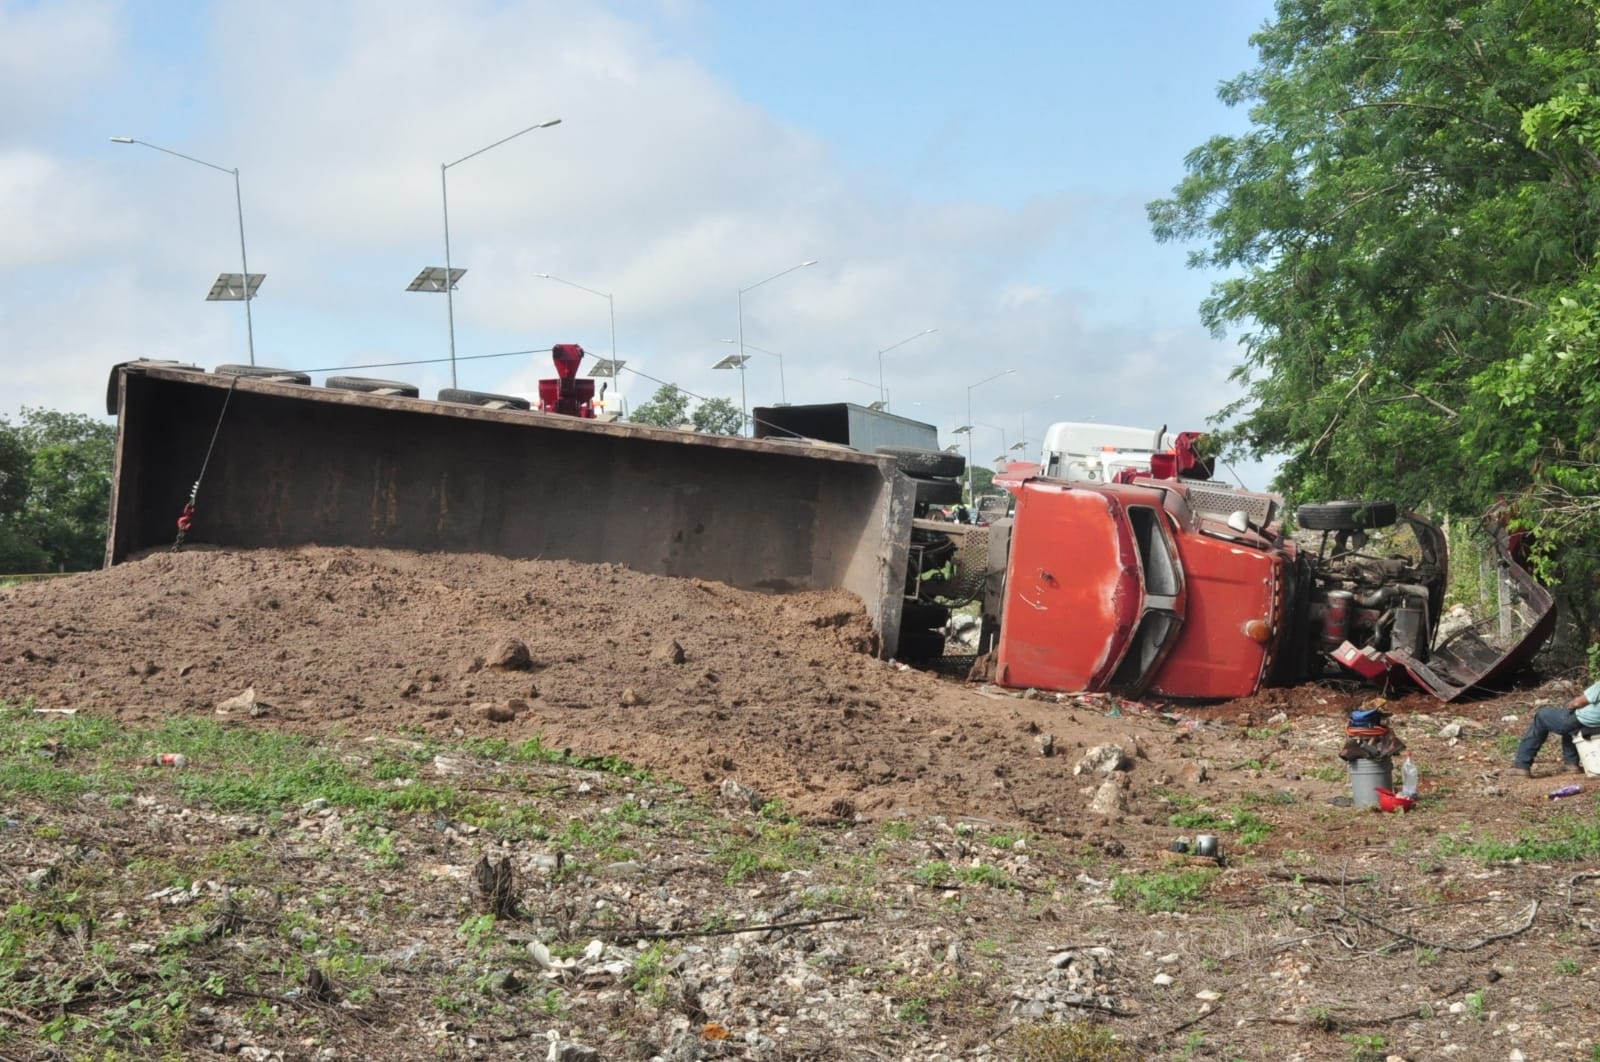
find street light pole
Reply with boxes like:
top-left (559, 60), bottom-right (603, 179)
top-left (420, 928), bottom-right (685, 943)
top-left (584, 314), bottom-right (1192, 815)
top-left (536, 273), bottom-right (617, 413)
top-left (111, 136), bottom-right (257, 365)
top-left (875, 328), bottom-right (938, 411)
top-left (843, 376), bottom-right (885, 408)
top-left (738, 260), bottom-right (817, 435)
top-left (438, 118), bottom-right (562, 387)
top-left (978, 422), bottom-right (1008, 463)
top-left (722, 339), bottom-right (786, 404)
top-left (966, 369), bottom-right (1016, 502)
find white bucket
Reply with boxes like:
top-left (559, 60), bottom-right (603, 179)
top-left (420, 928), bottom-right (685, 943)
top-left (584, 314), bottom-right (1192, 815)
top-left (1349, 758), bottom-right (1393, 808)
top-left (1575, 734), bottom-right (1600, 777)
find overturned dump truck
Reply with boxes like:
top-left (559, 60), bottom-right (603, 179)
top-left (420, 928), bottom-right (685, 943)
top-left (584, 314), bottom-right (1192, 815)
top-left (104, 356), bottom-right (1554, 702)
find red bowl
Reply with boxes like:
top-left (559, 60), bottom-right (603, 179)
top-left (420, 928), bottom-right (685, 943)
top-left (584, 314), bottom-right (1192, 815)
top-left (1375, 787), bottom-right (1415, 813)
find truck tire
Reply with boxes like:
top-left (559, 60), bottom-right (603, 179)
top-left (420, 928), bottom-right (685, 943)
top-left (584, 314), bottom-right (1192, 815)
top-left (1296, 500), bottom-right (1398, 531)
top-left (325, 376), bottom-right (420, 398)
top-left (437, 388), bottom-right (532, 410)
top-left (107, 359), bottom-right (194, 414)
top-left (214, 364), bottom-right (311, 384)
top-left (895, 629), bottom-right (947, 662)
top-left (911, 476), bottom-right (963, 508)
top-left (876, 446), bottom-right (965, 478)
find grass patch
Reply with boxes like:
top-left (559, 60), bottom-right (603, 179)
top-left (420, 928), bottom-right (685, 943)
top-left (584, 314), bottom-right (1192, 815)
top-left (911, 860), bottom-right (1016, 890)
top-left (1436, 813), bottom-right (1600, 864)
top-left (716, 819), bottom-right (823, 884)
top-left (1169, 807), bottom-right (1273, 846)
top-left (1110, 868), bottom-right (1217, 913)
top-left (1008, 1019), bottom-right (1138, 1061)
top-left (878, 819), bottom-right (916, 842)
top-left (462, 734), bottom-right (656, 782)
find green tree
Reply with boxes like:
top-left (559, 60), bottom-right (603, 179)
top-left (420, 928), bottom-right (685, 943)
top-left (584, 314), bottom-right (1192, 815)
top-left (1148, 0), bottom-right (1600, 632)
top-left (629, 385), bottom-right (693, 429)
top-left (966, 465), bottom-right (995, 503)
top-left (628, 386), bottom-right (744, 435)
top-left (0, 422), bottom-right (47, 572)
top-left (0, 409), bottom-right (116, 572)
top-left (692, 397), bottom-right (744, 436)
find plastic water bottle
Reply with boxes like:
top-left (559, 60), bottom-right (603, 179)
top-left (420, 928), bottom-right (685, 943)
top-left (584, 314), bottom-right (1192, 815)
top-left (1400, 753), bottom-right (1419, 799)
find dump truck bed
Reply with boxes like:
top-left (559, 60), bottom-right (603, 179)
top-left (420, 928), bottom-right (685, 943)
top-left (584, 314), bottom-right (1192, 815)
top-left (105, 362), bottom-right (914, 654)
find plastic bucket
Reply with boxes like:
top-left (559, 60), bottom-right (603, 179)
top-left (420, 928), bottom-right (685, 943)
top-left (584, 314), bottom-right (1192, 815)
top-left (1350, 758), bottom-right (1393, 808)
top-left (1576, 734), bottom-right (1600, 777)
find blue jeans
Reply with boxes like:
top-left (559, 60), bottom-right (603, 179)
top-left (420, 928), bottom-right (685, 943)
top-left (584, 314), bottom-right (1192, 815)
top-left (1514, 706), bottom-right (1582, 769)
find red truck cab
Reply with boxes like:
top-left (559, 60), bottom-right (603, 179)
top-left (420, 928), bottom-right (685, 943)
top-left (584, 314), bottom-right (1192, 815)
top-left (993, 475), bottom-right (1283, 700)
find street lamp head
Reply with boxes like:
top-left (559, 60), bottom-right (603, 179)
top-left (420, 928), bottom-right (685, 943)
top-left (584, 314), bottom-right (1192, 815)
top-left (801, 259), bottom-right (818, 267)
top-left (109, 134), bottom-right (257, 364)
top-left (538, 119), bottom-right (562, 129)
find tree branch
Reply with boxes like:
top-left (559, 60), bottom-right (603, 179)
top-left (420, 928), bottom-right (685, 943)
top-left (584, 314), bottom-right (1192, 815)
top-left (1334, 100), bottom-right (1520, 154)
top-left (1328, 897), bottom-right (1537, 951)
top-left (1308, 370), bottom-right (1371, 458)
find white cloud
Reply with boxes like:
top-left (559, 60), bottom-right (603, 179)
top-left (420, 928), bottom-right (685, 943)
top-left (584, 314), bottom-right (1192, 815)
top-left (2, 0), bottom-right (1261, 491)
top-left (0, 0), bottom-right (120, 135)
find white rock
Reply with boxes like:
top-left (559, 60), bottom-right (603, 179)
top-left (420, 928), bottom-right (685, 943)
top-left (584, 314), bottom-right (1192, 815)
top-left (1089, 778), bottom-right (1126, 816)
top-left (1153, 973), bottom-right (1174, 986)
top-left (1074, 744), bottom-right (1130, 776)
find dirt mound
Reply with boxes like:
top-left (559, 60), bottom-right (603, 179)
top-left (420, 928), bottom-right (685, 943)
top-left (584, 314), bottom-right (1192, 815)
top-left (0, 545), bottom-right (1567, 831)
top-left (3, 546), bottom-right (1124, 824)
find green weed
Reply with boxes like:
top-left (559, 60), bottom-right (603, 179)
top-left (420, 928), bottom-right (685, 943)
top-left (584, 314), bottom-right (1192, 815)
top-left (1436, 814), bottom-right (1600, 864)
top-left (626, 942), bottom-right (675, 1008)
top-left (1169, 807), bottom-right (1273, 846)
top-left (1008, 1019), bottom-right (1138, 1061)
top-left (911, 860), bottom-right (1015, 890)
top-left (465, 733), bottom-right (655, 781)
top-left (1465, 990), bottom-right (1487, 1020)
top-left (1110, 869), bottom-right (1216, 913)
top-left (716, 820), bottom-right (821, 884)
top-left (1343, 1032), bottom-right (1387, 1060)
top-left (879, 820), bottom-right (916, 842)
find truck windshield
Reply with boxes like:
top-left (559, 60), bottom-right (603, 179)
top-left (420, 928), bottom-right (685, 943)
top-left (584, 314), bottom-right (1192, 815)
top-left (1110, 505), bottom-right (1183, 689)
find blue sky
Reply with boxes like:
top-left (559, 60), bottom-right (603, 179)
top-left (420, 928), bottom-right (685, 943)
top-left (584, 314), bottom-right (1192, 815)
top-left (0, 0), bottom-right (1280, 483)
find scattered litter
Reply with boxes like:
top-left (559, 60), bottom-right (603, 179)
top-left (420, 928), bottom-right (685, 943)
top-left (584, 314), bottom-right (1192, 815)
top-left (1548, 785), bottom-right (1583, 800)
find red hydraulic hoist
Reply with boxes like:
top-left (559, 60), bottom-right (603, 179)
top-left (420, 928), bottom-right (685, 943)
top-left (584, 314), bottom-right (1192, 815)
top-left (538, 343), bottom-right (597, 418)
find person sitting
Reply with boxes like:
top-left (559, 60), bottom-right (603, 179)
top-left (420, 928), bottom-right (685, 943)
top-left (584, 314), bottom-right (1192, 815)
top-left (1511, 676), bottom-right (1600, 777)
